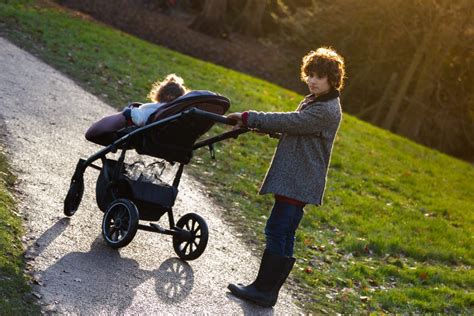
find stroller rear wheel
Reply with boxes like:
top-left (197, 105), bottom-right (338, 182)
top-left (102, 199), bottom-right (139, 248)
top-left (173, 213), bottom-right (209, 261)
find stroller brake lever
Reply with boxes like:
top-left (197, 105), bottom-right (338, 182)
top-left (208, 144), bottom-right (216, 160)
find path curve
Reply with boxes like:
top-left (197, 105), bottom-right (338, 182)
top-left (0, 37), bottom-right (301, 314)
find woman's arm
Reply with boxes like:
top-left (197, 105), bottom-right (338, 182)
top-left (246, 102), bottom-right (341, 136)
top-left (85, 112), bottom-right (127, 141)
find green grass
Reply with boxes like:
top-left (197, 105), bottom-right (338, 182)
top-left (0, 144), bottom-right (40, 314)
top-left (1, 1), bottom-right (473, 313)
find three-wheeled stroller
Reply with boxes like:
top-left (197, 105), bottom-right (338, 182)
top-left (63, 91), bottom-right (248, 260)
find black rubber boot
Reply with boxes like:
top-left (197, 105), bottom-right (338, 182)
top-left (228, 249), bottom-right (296, 307)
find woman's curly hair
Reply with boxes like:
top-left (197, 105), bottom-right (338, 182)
top-left (148, 74), bottom-right (188, 103)
top-left (300, 47), bottom-right (346, 91)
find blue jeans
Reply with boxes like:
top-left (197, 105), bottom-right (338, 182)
top-left (264, 200), bottom-right (304, 257)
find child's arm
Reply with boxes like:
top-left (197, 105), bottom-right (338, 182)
top-left (246, 102), bottom-right (341, 136)
top-left (85, 112), bottom-right (127, 141)
top-left (127, 103), bottom-right (161, 127)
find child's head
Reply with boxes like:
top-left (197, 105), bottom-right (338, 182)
top-left (148, 74), bottom-right (188, 103)
top-left (300, 47), bottom-right (345, 91)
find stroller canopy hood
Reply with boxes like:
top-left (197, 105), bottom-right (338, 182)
top-left (147, 90), bottom-right (230, 124)
top-left (173, 90), bottom-right (228, 103)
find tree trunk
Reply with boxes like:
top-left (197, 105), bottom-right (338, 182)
top-left (372, 72), bottom-right (398, 125)
top-left (189, 0), bottom-right (228, 38)
top-left (234, 0), bottom-right (267, 37)
top-left (381, 26), bottom-right (434, 131)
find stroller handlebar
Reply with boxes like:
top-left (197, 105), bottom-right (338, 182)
top-left (187, 107), bottom-right (238, 126)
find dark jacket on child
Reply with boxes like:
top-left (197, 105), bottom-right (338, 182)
top-left (245, 90), bottom-right (342, 205)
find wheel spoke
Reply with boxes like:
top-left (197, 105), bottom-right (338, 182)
top-left (120, 229), bottom-right (128, 239)
top-left (193, 240), bottom-right (199, 249)
top-left (122, 218), bottom-right (130, 229)
top-left (185, 222), bottom-right (191, 231)
top-left (111, 229), bottom-right (118, 241)
top-left (109, 226), bottom-right (117, 236)
top-left (117, 206), bottom-right (126, 219)
top-left (112, 212), bottom-right (120, 223)
top-left (112, 207), bottom-right (120, 220)
top-left (191, 219), bottom-right (196, 232)
top-left (181, 242), bottom-right (188, 254)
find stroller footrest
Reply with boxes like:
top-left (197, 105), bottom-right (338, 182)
top-left (73, 158), bottom-right (87, 179)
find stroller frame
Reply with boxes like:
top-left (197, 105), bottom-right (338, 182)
top-left (64, 106), bottom-right (248, 260)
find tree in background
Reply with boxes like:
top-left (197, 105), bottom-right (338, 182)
top-left (233, 0), bottom-right (268, 37)
top-left (189, 0), bottom-right (228, 38)
top-left (188, 0), bottom-right (299, 38)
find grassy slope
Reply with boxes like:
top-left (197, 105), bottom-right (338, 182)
top-left (0, 1), bottom-right (472, 313)
top-left (0, 145), bottom-right (39, 313)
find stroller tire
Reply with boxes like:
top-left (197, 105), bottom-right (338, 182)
top-left (64, 176), bottom-right (84, 217)
top-left (173, 213), bottom-right (209, 261)
top-left (102, 199), bottom-right (139, 249)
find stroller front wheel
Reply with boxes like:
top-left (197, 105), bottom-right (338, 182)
top-left (102, 199), bottom-right (139, 249)
top-left (173, 213), bottom-right (209, 261)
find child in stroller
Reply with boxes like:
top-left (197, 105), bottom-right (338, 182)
top-left (64, 87), bottom-right (248, 260)
top-left (85, 74), bottom-right (188, 145)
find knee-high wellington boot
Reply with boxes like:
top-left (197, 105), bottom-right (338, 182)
top-left (228, 249), bottom-right (296, 307)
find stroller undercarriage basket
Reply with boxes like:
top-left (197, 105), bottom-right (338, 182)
top-left (96, 159), bottom-right (178, 222)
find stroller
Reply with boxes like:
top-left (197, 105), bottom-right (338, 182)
top-left (64, 91), bottom-right (248, 260)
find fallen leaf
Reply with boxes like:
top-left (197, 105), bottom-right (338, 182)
top-left (419, 271), bottom-right (429, 281)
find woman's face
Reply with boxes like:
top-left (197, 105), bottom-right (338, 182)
top-left (306, 73), bottom-right (331, 96)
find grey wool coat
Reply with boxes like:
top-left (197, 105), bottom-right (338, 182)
top-left (246, 91), bottom-right (342, 205)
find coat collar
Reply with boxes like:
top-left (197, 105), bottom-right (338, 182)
top-left (300, 89), bottom-right (340, 110)
top-left (305, 89), bottom-right (340, 103)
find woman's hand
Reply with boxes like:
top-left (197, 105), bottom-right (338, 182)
top-left (226, 112), bottom-right (244, 129)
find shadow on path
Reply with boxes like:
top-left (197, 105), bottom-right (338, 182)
top-left (25, 217), bottom-right (70, 260)
top-left (36, 231), bottom-right (194, 312)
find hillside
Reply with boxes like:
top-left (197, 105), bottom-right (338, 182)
top-left (1, 1), bottom-right (473, 313)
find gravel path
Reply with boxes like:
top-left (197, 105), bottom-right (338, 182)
top-left (0, 37), bottom-right (301, 314)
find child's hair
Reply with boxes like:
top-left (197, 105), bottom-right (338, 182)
top-left (148, 74), bottom-right (188, 103)
top-left (300, 47), bottom-right (346, 91)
